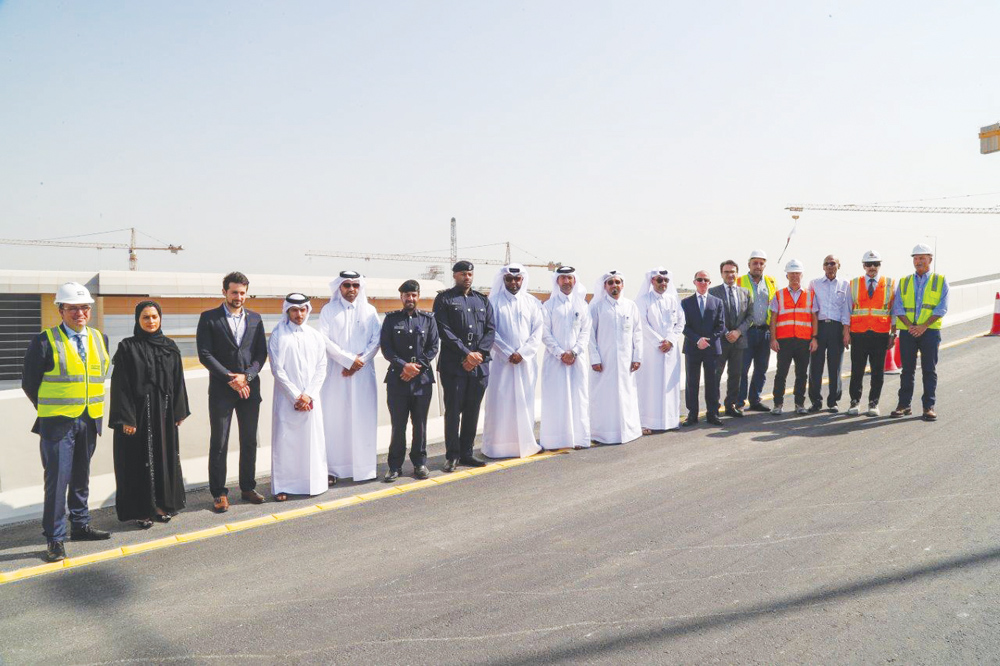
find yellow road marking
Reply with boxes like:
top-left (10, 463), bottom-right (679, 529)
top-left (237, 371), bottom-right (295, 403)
top-left (0, 329), bottom-right (986, 586)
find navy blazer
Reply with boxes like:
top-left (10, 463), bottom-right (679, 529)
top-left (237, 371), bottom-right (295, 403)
top-left (680, 293), bottom-right (725, 356)
top-left (380, 309), bottom-right (439, 395)
top-left (432, 286), bottom-right (495, 377)
top-left (196, 305), bottom-right (268, 400)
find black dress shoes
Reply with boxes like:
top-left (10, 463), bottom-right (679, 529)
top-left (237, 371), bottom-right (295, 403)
top-left (70, 525), bottom-right (111, 541)
top-left (46, 541), bottom-right (65, 562)
top-left (383, 469), bottom-right (400, 483)
top-left (413, 465), bottom-right (430, 480)
top-left (459, 455), bottom-right (487, 468)
top-left (725, 406), bottom-right (744, 418)
top-left (707, 414), bottom-right (724, 426)
top-left (747, 403), bottom-right (770, 412)
top-left (681, 416), bottom-right (698, 427)
top-left (807, 403), bottom-right (822, 413)
top-left (443, 459), bottom-right (459, 473)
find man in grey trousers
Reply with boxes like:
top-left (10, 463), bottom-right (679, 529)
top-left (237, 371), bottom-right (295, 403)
top-left (710, 260), bottom-right (752, 417)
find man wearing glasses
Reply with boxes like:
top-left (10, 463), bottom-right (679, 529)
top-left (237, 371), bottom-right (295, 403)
top-left (807, 255), bottom-right (851, 413)
top-left (680, 270), bottom-right (725, 426)
top-left (22, 282), bottom-right (112, 562)
top-left (845, 251), bottom-right (895, 417)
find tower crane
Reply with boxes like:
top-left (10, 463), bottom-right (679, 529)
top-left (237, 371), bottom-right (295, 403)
top-left (305, 217), bottom-right (562, 279)
top-left (0, 227), bottom-right (183, 271)
top-left (786, 204), bottom-right (1000, 214)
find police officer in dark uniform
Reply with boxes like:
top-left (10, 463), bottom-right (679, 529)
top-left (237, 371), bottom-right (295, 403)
top-left (433, 260), bottom-right (495, 472)
top-left (380, 280), bottom-right (440, 482)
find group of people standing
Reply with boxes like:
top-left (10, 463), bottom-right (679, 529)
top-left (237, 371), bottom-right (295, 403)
top-left (22, 244), bottom-right (948, 563)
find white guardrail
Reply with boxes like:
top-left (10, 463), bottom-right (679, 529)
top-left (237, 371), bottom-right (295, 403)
top-left (1, 276), bottom-right (997, 526)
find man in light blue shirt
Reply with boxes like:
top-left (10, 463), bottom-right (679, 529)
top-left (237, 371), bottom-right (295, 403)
top-left (808, 255), bottom-right (852, 412)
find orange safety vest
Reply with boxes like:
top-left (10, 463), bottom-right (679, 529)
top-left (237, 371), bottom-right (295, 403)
top-left (774, 288), bottom-right (813, 340)
top-left (849, 276), bottom-right (893, 334)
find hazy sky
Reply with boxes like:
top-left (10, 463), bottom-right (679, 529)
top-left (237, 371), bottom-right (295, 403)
top-left (2, 1), bottom-right (998, 294)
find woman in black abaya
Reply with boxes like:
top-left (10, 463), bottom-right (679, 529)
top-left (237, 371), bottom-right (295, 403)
top-left (109, 301), bottom-right (190, 529)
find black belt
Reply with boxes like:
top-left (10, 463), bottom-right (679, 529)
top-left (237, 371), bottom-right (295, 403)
top-left (752, 324), bottom-right (769, 330)
top-left (818, 319), bottom-right (842, 325)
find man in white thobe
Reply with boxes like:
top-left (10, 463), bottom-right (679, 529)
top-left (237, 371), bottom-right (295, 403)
top-left (268, 293), bottom-right (328, 499)
top-left (589, 270), bottom-right (644, 445)
top-left (540, 266), bottom-right (591, 450)
top-left (635, 267), bottom-right (685, 433)
top-left (319, 271), bottom-right (381, 482)
top-left (482, 264), bottom-right (543, 459)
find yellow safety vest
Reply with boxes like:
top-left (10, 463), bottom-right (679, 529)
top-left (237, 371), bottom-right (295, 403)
top-left (738, 274), bottom-right (777, 324)
top-left (37, 325), bottom-right (110, 419)
top-left (896, 273), bottom-right (945, 331)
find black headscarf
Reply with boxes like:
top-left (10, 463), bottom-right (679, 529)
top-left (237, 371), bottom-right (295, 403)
top-left (130, 300), bottom-right (181, 393)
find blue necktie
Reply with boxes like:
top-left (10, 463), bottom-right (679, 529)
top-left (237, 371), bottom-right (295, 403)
top-left (699, 295), bottom-right (705, 316)
top-left (71, 329), bottom-right (86, 361)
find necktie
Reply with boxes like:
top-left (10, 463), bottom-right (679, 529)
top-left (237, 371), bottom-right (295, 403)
top-left (699, 295), bottom-right (705, 316)
top-left (867, 278), bottom-right (875, 298)
top-left (73, 331), bottom-right (86, 360)
top-left (727, 287), bottom-right (736, 325)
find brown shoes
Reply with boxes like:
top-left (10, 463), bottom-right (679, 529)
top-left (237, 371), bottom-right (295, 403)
top-left (889, 406), bottom-right (912, 418)
top-left (213, 496), bottom-right (229, 513)
top-left (923, 409), bottom-right (938, 421)
top-left (241, 490), bottom-right (265, 504)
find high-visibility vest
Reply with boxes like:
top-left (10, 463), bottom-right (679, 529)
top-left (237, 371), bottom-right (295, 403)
top-left (849, 276), bottom-right (893, 334)
top-left (896, 273), bottom-right (945, 331)
top-left (738, 274), bottom-right (777, 324)
top-left (774, 288), bottom-right (813, 340)
top-left (37, 325), bottom-right (109, 419)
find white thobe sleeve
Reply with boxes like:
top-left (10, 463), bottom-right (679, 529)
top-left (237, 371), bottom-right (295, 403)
top-left (540, 304), bottom-right (565, 358)
top-left (588, 304), bottom-right (602, 365)
top-left (572, 305), bottom-right (590, 358)
top-left (515, 303), bottom-right (544, 358)
top-left (305, 339), bottom-right (328, 398)
top-left (319, 311), bottom-right (358, 369)
top-left (360, 311), bottom-right (381, 364)
top-left (268, 335), bottom-right (303, 402)
top-left (642, 298), bottom-right (667, 345)
top-left (631, 303), bottom-right (643, 364)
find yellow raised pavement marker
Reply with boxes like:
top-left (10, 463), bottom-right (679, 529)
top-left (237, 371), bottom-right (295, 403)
top-left (430, 470), bottom-right (472, 484)
top-left (175, 525), bottom-right (229, 543)
top-left (226, 515), bottom-right (279, 532)
top-left (121, 536), bottom-right (181, 555)
top-left (355, 487), bottom-right (404, 502)
top-left (273, 505), bottom-right (323, 521)
top-left (316, 495), bottom-right (364, 511)
top-left (2, 561), bottom-right (67, 582)
top-left (64, 548), bottom-right (125, 568)
top-left (395, 479), bottom-right (438, 494)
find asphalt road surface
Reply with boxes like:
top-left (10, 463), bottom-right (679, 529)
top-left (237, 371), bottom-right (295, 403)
top-left (1, 318), bottom-right (998, 665)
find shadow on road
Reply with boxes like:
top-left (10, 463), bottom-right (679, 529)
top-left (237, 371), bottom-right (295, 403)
top-left (501, 544), bottom-right (1000, 665)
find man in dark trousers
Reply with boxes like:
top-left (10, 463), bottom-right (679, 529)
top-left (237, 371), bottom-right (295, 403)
top-left (196, 271), bottom-right (268, 512)
top-left (709, 260), bottom-right (752, 417)
top-left (680, 270), bottom-right (725, 426)
top-left (433, 260), bottom-right (495, 472)
top-left (380, 279), bottom-right (439, 482)
top-left (22, 282), bottom-right (112, 562)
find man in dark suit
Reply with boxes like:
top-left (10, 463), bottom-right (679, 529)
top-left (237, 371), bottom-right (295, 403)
top-left (380, 279), bottom-right (439, 482)
top-left (681, 270), bottom-right (725, 426)
top-left (709, 260), bottom-right (752, 417)
top-left (196, 271), bottom-right (268, 512)
top-left (433, 260), bottom-right (495, 472)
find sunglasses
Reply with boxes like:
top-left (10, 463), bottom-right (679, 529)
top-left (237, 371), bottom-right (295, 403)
top-left (342, 283), bottom-right (361, 289)
top-left (694, 278), bottom-right (710, 283)
top-left (503, 275), bottom-right (523, 282)
top-left (863, 262), bottom-right (880, 268)
top-left (823, 261), bottom-right (838, 267)
top-left (653, 277), bottom-right (669, 284)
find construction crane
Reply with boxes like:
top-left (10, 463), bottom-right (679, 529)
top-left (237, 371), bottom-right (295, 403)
top-left (305, 217), bottom-right (562, 279)
top-left (0, 227), bottom-right (183, 271)
top-left (786, 204), bottom-right (1000, 214)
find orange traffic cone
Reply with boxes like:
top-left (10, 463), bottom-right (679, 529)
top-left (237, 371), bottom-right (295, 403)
top-left (989, 293), bottom-right (1000, 336)
top-left (884, 336), bottom-right (901, 374)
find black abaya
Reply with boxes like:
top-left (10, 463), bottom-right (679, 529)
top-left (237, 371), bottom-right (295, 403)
top-left (109, 303), bottom-right (191, 521)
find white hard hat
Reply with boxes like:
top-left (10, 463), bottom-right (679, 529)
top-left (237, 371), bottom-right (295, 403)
top-left (862, 250), bottom-right (882, 263)
top-left (911, 243), bottom-right (933, 256)
top-left (54, 282), bottom-right (94, 306)
top-left (784, 259), bottom-right (804, 273)
top-left (749, 249), bottom-right (768, 260)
